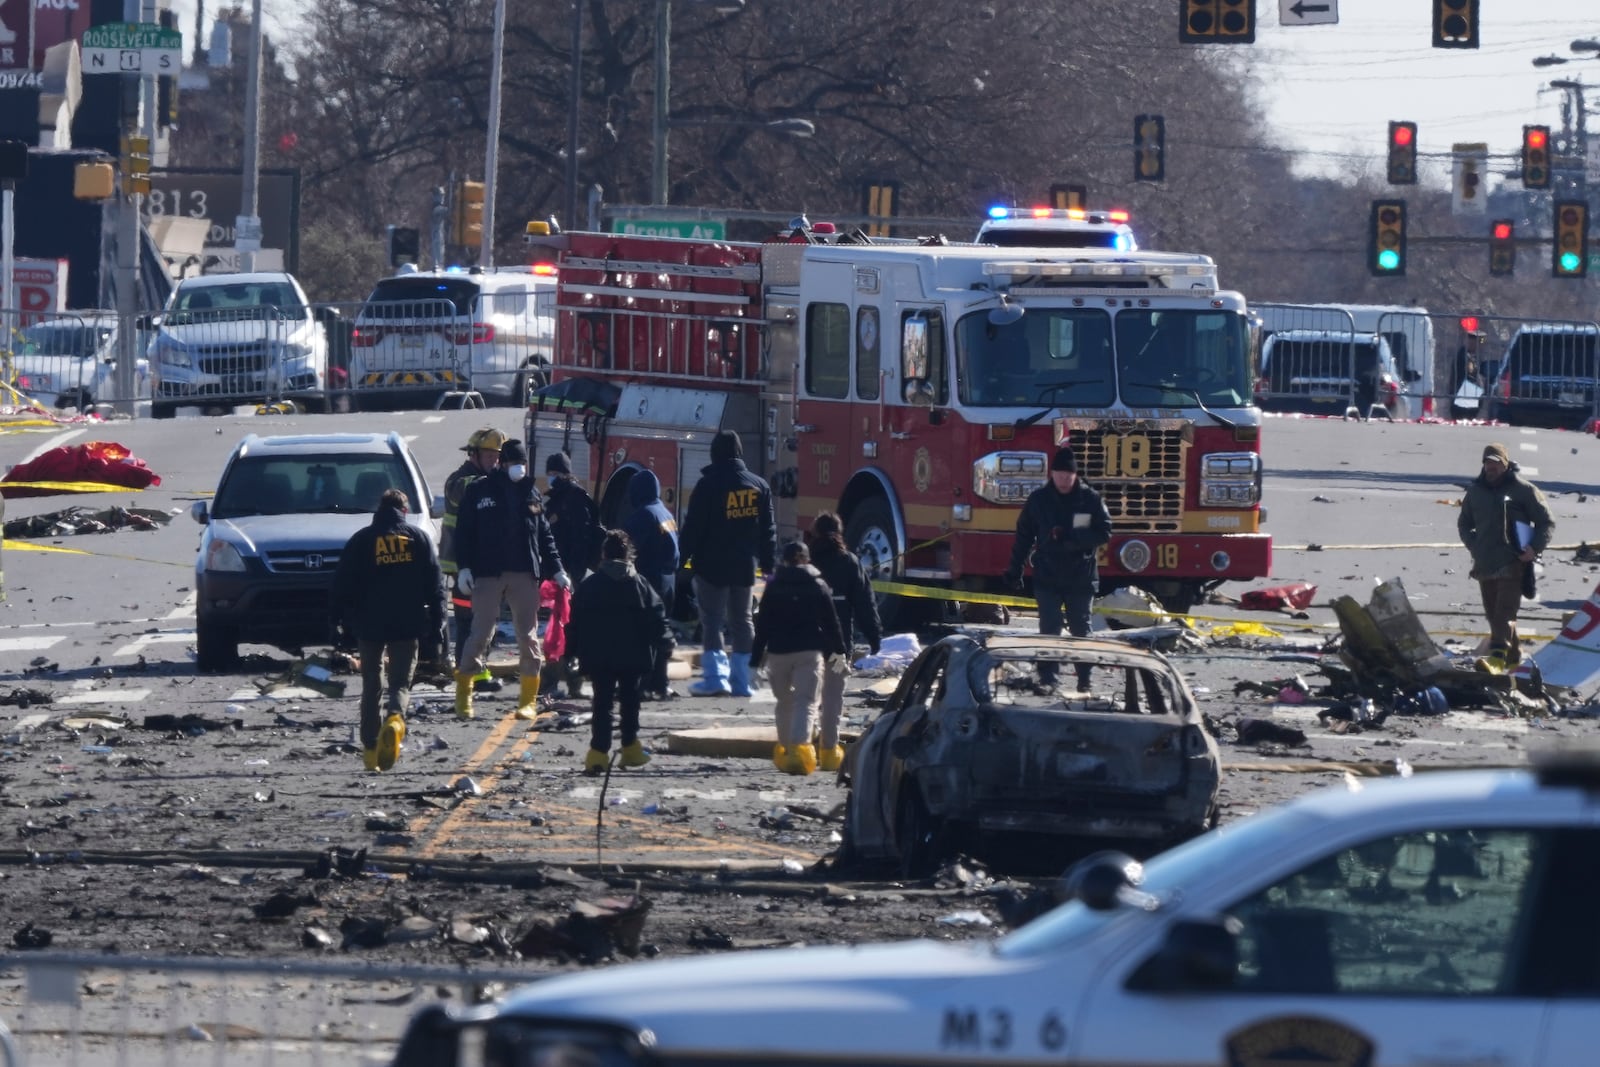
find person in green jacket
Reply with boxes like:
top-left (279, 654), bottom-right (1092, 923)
top-left (1457, 442), bottom-right (1554, 672)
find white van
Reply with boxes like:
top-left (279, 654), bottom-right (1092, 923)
top-left (349, 266), bottom-right (556, 409)
top-left (1254, 303), bottom-right (1433, 418)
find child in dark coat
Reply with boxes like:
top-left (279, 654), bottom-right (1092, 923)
top-left (568, 530), bottom-right (673, 774)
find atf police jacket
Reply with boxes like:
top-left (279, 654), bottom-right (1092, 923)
top-left (1007, 480), bottom-right (1114, 592)
top-left (330, 502), bottom-right (446, 643)
top-left (455, 470), bottom-right (566, 581)
top-left (679, 458), bottom-right (777, 587)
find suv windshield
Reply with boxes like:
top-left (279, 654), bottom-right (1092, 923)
top-left (364, 278), bottom-right (481, 317)
top-left (212, 454), bottom-right (418, 518)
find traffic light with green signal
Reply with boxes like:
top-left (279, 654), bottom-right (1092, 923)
top-left (1387, 121), bottom-right (1417, 184)
top-left (1489, 219), bottom-right (1514, 277)
top-left (1178, 0), bottom-right (1255, 43)
top-left (1432, 0), bottom-right (1478, 48)
top-left (1521, 125), bottom-right (1550, 189)
top-left (1134, 114), bottom-right (1165, 182)
top-left (1553, 200), bottom-right (1587, 278)
top-left (1369, 200), bottom-right (1406, 277)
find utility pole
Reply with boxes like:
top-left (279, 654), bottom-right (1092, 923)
top-left (479, 0), bottom-right (506, 268)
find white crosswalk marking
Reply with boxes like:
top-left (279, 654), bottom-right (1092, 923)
top-left (0, 635), bottom-right (67, 653)
top-left (112, 632), bottom-right (195, 658)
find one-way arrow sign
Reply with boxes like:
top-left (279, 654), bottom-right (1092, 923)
top-left (1280, 0), bottom-right (1338, 25)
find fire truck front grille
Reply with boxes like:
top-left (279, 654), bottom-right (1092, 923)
top-left (1063, 426), bottom-right (1186, 531)
top-left (1095, 483), bottom-right (1183, 531)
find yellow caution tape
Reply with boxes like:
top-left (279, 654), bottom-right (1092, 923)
top-left (1208, 621), bottom-right (1284, 639)
top-left (2, 539), bottom-right (89, 554)
top-left (0, 481), bottom-right (148, 494)
top-left (870, 579), bottom-right (1032, 608)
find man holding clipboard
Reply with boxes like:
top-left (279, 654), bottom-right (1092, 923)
top-left (1458, 443), bottom-right (1554, 673)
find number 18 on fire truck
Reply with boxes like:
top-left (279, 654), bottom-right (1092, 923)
top-left (524, 222), bottom-right (1269, 619)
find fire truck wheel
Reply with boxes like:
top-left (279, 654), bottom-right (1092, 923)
top-left (846, 497), bottom-right (925, 632)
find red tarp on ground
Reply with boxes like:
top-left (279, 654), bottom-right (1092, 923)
top-left (1240, 581), bottom-right (1318, 612)
top-left (0, 441), bottom-right (162, 498)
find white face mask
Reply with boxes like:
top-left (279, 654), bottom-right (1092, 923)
top-left (507, 464), bottom-right (527, 482)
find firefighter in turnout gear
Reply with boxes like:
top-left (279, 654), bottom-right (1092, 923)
top-left (441, 427), bottom-right (506, 693)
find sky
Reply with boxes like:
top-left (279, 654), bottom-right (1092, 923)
top-left (1248, 0), bottom-right (1600, 188)
top-left (164, 0), bottom-right (1600, 193)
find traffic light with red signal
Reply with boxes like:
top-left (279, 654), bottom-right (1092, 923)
top-left (1433, 0), bottom-right (1478, 49)
top-left (1489, 219), bottom-right (1514, 277)
top-left (1368, 200), bottom-right (1406, 277)
top-left (1387, 121), bottom-right (1417, 184)
top-left (1522, 125), bottom-right (1550, 189)
top-left (1554, 201), bottom-right (1588, 278)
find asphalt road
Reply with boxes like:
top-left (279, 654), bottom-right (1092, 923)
top-left (1, 408), bottom-right (1597, 1062)
top-left (2, 410), bottom-right (1598, 853)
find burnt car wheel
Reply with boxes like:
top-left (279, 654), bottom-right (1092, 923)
top-left (896, 788), bottom-right (943, 879)
top-left (196, 619), bottom-right (239, 673)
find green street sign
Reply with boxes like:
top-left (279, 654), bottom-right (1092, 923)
top-left (83, 23), bottom-right (182, 75)
top-left (612, 218), bottom-right (727, 240)
top-left (1589, 251), bottom-right (1600, 275)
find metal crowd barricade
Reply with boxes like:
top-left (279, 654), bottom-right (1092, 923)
top-left (1433, 311), bottom-right (1600, 430)
top-left (0, 308), bottom-right (145, 415)
top-left (148, 301), bottom-right (329, 417)
top-left (0, 951), bottom-right (548, 1067)
top-left (1251, 303), bottom-right (1369, 418)
top-left (344, 296), bottom-right (476, 410)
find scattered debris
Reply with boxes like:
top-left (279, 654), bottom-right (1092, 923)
top-left (514, 895), bottom-right (652, 963)
top-left (2, 505), bottom-right (172, 538)
top-left (12, 922), bottom-right (53, 949)
top-left (1234, 718), bottom-right (1309, 747)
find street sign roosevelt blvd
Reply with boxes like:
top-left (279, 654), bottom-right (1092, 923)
top-left (82, 22), bottom-right (181, 75)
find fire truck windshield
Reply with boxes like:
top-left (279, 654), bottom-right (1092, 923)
top-left (956, 306), bottom-right (1250, 409)
top-left (956, 307), bottom-right (1115, 407)
top-left (1115, 309), bottom-right (1252, 408)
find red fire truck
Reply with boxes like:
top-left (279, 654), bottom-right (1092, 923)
top-left (525, 224), bottom-right (1269, 619)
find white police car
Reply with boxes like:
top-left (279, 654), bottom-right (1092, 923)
top-left (393, 750), bottom-right (1600, 1067)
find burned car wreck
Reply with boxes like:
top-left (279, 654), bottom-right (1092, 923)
top-left (840, 633), bottom-right (1220, 875)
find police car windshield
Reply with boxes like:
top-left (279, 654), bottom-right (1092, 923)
top-left (996, 805), bottom-right (1315, 958)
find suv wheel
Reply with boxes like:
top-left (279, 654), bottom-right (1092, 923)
top-left (196, 619), bottom-right (239, 672)
top-left (152, 401), bottom-right (176, 420)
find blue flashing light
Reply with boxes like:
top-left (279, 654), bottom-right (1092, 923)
top-left (987, 205), bottom-right (1011, 220)
top-left (1113, 234), bottom-right (1133, 252)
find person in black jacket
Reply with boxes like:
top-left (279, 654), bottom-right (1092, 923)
top-left (454, 439), bottom-right (570, 721)
top-left (750, 540), bottom-right (847, 776)
top-left (679, 429), bottom-right (777, 698)
top-left (621, 468), bottom-right (680, 700)
top-left (1003, 446), bottom-right (1113, 692)
top-left (569, 530), bottom-right (673, 775)
top-left (542, 451), bottom-right (605, 699)
top-left (331, 488), bottom-right (446, 772)
top-left (807, 511), bottom-right (882, 773)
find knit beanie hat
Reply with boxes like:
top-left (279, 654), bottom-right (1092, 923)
top-left (1052, 446), bottom-right (1079, 473)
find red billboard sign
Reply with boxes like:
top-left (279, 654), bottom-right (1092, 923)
top-left (32, 0), bottom-right (91, 71)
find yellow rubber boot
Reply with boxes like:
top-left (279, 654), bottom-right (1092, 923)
top-left (818, 744), bottom-right (845, 773)
top-left (514, 674), bottom-right (541, 720)
top-left (454, 671), bottom-right (475, 719)
top-left (772, 743), bottom-right (789, 771)
top-left (583, 747), bottom-right (610, 776)
top-left (620, 740), bottom-right (651, 768)
top-left (376, 714), bottom-right (405, 771)
top-left (361, 748), bottom-right (380, 772)
top-left (783, 743), bottom-right (818, 776)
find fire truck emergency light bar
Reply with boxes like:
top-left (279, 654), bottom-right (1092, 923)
top-left (982, 260), bottom-right (1215, 280)
top-left (987, 206), bottom-right (1132, 224)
